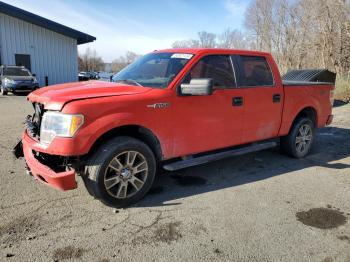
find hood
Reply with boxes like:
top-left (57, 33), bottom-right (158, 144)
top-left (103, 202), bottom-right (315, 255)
top-left (4, 76), bottom-right (35, 81)
top-left (28, 80), bottom-right (152, 111)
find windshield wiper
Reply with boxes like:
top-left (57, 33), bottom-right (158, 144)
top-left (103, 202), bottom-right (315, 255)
top-left (114, 79), bottom-right (143, 87)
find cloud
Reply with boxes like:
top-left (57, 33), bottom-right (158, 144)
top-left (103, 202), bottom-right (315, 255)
top-left (1, 0), bottom-right (181, 62)
top-left (79, 35), bottom-right (180, 63)
top-left (2, 0), bottom-right (249, 62)
top-left (223, 0), bottom-right (248, 16)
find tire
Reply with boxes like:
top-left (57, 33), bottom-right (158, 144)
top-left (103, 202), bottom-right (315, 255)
top-left (0, 86), bottom-right (7, 96)
top-left (281, 117), bottom-right (315, 158)
top-left (84, 136), bottom-right (156, 208)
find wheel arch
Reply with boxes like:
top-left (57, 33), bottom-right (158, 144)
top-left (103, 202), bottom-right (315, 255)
top-left (288, 106), bottom-right (318, 134)
top-left (88, 125), bottom-right (163, 161)
top-left (295, 106), bottom-right (317, 124)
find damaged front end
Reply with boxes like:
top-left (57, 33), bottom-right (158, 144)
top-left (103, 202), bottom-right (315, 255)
top-left (12, 112), bottom-right (40, 159)
top-left (12, 102), bottom-right (80, 191)
top-left (12, 102), bottom-right (43, 159)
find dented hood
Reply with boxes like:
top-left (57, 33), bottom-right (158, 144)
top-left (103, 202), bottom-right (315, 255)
top-left (28, 81), bottom-right (152, 110)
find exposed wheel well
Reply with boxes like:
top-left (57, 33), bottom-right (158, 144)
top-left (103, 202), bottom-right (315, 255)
top-left (293, 107), bottom-right (317, 128)
top-left (89, 125), bottom-right (163, 160)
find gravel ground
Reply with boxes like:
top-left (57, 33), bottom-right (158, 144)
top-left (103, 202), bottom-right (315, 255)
top-left (0, 95), bottom-right (349, 262)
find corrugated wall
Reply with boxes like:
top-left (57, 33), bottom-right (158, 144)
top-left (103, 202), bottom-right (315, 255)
top-left (0, 13), bottom-right (78, 87)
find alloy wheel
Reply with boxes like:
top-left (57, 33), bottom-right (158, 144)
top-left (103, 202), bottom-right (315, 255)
top-left (295, 124), bottom-right (312, 154)
top-left (104, 151), bottom-right (148, 199)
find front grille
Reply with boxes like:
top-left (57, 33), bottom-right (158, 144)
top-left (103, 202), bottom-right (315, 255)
top-left (16, 80), bottom-right (32, 84)
top-left (16, 86), bottom-right (29, 90)
top-left (26, 103), bottom-right (44, 138)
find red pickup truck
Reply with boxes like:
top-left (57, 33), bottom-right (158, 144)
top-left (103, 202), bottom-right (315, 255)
top-left (13, 49), bottom-right (335, 207)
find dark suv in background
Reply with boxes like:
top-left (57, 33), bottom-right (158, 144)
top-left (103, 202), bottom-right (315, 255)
top-left (0, 65), bottom-right (39, 95)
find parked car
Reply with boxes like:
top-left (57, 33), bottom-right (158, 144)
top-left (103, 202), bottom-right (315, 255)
top-left (78, 71), bottom-right (91, 81)
top-left (89, 71), bottom-right (99, 80)
top-left (0, 65), bottom-right (39, 95)
top-left (78, 71), bottom-right (100, 81)
top-left (13, 49), bottom-right (335, 208)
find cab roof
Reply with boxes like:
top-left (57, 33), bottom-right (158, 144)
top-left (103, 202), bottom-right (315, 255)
top-left (154, 48), bottom-right (271, 56)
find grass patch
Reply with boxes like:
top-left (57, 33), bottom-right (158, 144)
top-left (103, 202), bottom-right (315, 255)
top-left (335, 78), bottom-right (350, 102)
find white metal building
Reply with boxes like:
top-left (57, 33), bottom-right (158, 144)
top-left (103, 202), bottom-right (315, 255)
top-left (0, 2), bottom-right (95, 87)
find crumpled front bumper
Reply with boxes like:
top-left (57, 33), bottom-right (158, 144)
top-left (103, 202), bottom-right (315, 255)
top-left (13, 131), bottom-right (77, 191)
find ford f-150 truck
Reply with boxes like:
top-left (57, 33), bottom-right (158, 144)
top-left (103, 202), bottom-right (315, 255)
top-left (13, 49), bottom-right (335, 207)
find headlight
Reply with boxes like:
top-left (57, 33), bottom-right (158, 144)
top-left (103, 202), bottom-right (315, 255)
top-left (33, 78), bottom-right (38, 84)
top-left (40, 112), bottom-right (84, 145)
top-left (4, 78), bottom-right (16, 85)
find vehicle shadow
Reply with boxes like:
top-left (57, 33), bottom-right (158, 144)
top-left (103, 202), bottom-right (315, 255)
top-left (0, 93), bottom-right (27, 97)
top-left (136, 126), bottom-right (350, 208)
top-left (14, 93), bottom-right (29, 97)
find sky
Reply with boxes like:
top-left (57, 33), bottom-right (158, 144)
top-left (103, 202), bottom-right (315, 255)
top-left (3, 0), bottom-right (251, 62)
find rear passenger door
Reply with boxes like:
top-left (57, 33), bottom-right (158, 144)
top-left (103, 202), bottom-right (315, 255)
top-left (232, 55), bottom-right (283, 144)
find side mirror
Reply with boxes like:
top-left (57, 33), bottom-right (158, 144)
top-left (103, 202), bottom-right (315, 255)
top-left (32, 74), bottom-right (36, 77)
top-left (180, 78), bottom-right (213, 96)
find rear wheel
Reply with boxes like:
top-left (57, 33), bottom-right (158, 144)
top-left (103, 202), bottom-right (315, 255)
top-left (0, 86), bottom-right (7, 95)
top-left (281, 117), bottom-right (315, 158)
top-left (84, 136), bottom-right (156, 208)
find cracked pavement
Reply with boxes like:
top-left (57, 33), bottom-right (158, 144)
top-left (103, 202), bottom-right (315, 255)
top-left (0, 96), bottom-right (350, 261)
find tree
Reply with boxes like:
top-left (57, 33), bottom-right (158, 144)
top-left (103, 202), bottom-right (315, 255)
top-left (172, 39), bottom-right (200, 48)
top-left (244, 0), bottom-right (350, 76)
top-left (172, 31), bottom-right (217, 48)
top-left (218, 29), bottom-right (248, 49)
top-left (111, 51), bottom-right (141, 73)
top-left (78, 48), bottom-right (104, 72)
top-left (197, 31), bottom-right (217, 47)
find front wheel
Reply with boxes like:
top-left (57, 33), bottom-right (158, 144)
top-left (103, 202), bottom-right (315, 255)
top-left (84, 136), bottom-right (156, 208)
top-left (281, 117), bottom-right (315, 158)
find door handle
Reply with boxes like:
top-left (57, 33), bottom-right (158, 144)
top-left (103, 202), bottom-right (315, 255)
top-left (232, 97), bottom-right (243, 106)
top-left (273, 94), bottom-right (281, 103)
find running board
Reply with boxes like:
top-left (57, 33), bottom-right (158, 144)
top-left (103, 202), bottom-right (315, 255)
top-left (163, 142), bottom-right (277, 171)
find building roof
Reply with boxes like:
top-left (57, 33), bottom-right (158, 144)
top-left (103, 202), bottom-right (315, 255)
top-left (0, 1), bottom-right (96, 45)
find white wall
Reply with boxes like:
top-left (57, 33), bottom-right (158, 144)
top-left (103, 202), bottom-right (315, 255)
top-left (0, 13), bottom-right (78, 87)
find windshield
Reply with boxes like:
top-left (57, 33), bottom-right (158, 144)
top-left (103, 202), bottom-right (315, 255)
top-left (3, 67), bottom-right (31, 76)
top-left (112, 52), bottom-right (194, 88)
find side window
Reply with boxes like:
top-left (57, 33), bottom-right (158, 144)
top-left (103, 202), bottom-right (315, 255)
top-left (234, 56), bottom-right (274, 87)
top-left (183, 55), bottom-right (236, 88)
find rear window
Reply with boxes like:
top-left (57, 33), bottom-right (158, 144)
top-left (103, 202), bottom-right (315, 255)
top-left (235, 56), bottom-right (273, 87)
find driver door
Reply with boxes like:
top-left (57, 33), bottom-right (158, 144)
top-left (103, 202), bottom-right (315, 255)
top-left (171, 55), bottom-right (244, 157)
